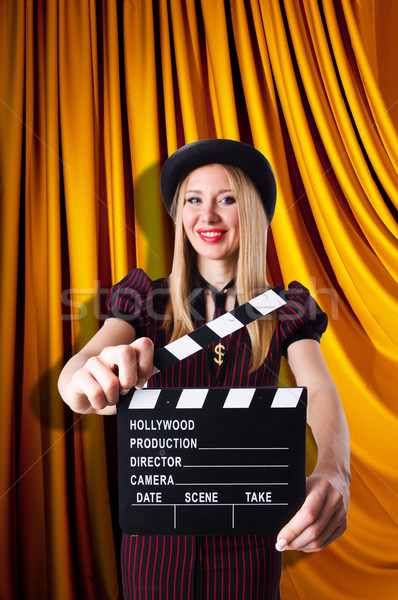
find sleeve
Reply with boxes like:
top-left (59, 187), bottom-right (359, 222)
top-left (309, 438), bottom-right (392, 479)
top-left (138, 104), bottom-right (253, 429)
top-left (106, 268), bottom-right (152, 337)
top-left (278, 281), bottom-right (328, 356)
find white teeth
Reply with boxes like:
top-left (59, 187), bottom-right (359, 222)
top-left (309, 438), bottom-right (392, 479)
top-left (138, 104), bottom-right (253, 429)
top-left (199, 231), bottom-right (224, 237)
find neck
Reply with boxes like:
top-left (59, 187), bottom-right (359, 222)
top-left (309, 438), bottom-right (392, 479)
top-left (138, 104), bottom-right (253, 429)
top-left (196, 256), bottom-right (237, 292)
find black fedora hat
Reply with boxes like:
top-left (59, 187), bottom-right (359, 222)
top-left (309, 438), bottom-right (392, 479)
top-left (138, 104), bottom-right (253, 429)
top-left (160, 139), bottom-right (277, 222)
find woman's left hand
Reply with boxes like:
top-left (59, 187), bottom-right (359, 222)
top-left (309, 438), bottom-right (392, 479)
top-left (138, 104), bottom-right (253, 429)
top-left (275, 471), bottom-right (350, 553)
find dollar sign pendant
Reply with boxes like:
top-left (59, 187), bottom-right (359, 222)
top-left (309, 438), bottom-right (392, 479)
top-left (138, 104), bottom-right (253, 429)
top-left (214, 342), bottom-right (225, 366)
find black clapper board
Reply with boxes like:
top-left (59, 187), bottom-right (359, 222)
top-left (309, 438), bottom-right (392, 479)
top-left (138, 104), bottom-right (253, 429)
top-left (117, 386), bottom-right (307, 535)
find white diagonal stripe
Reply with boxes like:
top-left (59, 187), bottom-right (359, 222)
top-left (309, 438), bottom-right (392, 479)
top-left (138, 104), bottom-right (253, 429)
top-left (177, 388), bottom-right (208, 408)
top-left (206, 313), bottom-right (243, 338)
top-left (151, 290), bottom-right (286, 377)
top-left (129, 389), bottom-right (161, 409)
top-left (224, 388), bottom-right (256, 408)
top-left (248, 289), bottom-right (286, 315)
top-left (165, 336), bottom-right (203, 361)
top-left (271, 388), bottom-right (303, 408)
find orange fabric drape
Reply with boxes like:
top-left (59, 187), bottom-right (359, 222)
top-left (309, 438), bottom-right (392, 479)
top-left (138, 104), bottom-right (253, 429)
top-left (0, 1), bottom-right (397, 598)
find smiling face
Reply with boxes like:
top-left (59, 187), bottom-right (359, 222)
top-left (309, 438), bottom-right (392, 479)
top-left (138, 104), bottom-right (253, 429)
top-left (182, 165), bottom-right (240, 270)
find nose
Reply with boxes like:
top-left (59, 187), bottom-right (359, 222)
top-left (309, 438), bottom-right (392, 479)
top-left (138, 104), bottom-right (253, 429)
top-left (199, 200), bottom-right (220, 224)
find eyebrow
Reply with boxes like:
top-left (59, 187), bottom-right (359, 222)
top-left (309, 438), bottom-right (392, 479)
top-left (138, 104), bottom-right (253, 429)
top-left (185, 188), bottom-right (233, 194)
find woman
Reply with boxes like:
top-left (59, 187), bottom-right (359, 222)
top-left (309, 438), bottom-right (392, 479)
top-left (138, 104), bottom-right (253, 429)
top-left (58, 139), bottom-right (350, 599)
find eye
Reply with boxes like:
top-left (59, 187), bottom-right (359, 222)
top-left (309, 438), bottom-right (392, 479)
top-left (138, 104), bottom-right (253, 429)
top-left (185, 196), bottom-right (201, 204)
top-left (220, 196), bottom-right (236, 205)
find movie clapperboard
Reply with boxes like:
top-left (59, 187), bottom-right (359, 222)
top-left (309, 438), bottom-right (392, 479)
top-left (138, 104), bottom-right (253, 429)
top-left (117, 289), bottom-right (307, 536)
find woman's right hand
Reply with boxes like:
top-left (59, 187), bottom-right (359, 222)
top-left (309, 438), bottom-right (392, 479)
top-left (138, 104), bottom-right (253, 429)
top-left (62, 337), bottom-right (154, 414)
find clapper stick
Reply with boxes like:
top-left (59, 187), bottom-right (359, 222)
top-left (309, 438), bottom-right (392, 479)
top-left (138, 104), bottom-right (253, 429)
top-left (151, 288), bottom-right (286, 375)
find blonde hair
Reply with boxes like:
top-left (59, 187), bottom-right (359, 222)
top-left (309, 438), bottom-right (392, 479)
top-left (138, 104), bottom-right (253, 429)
top-left (163, 165), bottom-right (276, 372)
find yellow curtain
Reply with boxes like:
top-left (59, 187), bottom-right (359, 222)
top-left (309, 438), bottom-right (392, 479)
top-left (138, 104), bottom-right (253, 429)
top-left (0, 1), bottom-right (397, 598)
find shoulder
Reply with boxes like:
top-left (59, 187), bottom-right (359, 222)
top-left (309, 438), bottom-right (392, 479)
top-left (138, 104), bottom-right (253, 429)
top-left (109, 268), bottom-right (168, 297)
top-left (111, 268), bottom-right (168, 294)
top-left (277, 281), bottom-right (328, 353)
top-left (278, 281), bottom-right (326, 319)
top-left (107, 268), bottom-right (169, 318)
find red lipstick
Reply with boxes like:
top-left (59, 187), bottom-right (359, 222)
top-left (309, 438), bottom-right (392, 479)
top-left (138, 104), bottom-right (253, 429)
top-left (196, 229), bottom-right (227, 243)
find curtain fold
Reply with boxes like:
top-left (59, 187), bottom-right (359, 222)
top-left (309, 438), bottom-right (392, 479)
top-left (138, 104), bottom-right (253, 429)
top-left (0, 3), bottom-right (25, 598)
top-left (0, 1), bottom-right (397, 598)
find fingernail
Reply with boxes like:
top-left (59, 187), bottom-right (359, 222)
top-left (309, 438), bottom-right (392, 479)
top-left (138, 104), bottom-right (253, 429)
top-left (120, 389), bottom-right (130, 396)
top-left (275, 539), bottom-right (288, 552)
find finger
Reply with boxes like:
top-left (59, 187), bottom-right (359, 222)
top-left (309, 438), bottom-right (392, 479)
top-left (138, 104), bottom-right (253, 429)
top-left (294, 491), bottom-right (347, 552)
top-left (85, 355), bottom-right (122, 406)
top-left (318, 520), bottom-right (347, 550)
top-left (101, 345), bottom-right (138, 393)
top-left (285, 497), bottom-right (345, 552)
top-left (276, 479), bottom-right (346, 552)
top-left (130, 338), bottom-right (154, 388)
top-left (276, 476), bottom-right (333, 550)
top-left (289, 514), bottom-right (347, 553)
top-left (276, 483), bottom-right (326, 551)
top-left (70, 368), bottom-right (109, 412)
